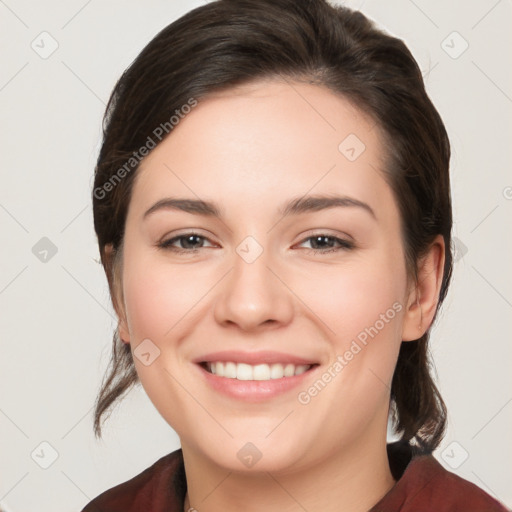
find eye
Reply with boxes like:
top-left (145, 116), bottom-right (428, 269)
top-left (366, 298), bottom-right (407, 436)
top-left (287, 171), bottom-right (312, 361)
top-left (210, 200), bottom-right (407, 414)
top-left (157, 232), bottom-right (354, 255)
top-left (158, 232), bottom-right (216, 253)
top-left (297, 234), bottom-right (354, 254)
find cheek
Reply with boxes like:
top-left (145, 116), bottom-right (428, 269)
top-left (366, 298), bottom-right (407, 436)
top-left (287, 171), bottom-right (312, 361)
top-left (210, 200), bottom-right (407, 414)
top-left (299, 254), bottom-right (405, 343)
top-left (122, 254), bottom-right (207, 341)
top-left (121, 254), bottom-right (209, 432)
top-left (309, 255), bottom-right (406, 398)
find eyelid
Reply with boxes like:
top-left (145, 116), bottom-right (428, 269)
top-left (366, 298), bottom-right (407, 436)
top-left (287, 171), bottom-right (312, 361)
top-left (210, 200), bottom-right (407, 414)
top-left (159, 228), bottom-right (216, 243)
top-left (292, 228), bottom-right (355, 250)
top-left (298, 228), bottom-right (354, 242)
top-left (159, 232), bottom-right (216, 250)
top-left (158, 229), bottom-right (355, 253)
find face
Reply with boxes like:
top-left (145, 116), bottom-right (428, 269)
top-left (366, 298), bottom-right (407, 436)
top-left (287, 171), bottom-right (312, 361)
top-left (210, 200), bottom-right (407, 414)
top-left (117, 79), bottom-right (415, 473)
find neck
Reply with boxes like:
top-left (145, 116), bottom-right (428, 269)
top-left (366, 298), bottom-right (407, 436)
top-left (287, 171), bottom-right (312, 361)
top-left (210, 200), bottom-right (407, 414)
top-left (181, 433), bottom-right (395, 512)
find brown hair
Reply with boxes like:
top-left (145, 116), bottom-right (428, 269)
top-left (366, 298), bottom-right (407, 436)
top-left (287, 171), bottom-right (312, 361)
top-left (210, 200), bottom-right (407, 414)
top-left (92, 0), bottom-right (452, 452)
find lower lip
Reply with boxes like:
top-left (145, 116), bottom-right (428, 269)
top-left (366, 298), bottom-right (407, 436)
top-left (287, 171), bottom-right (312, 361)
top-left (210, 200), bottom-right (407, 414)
top-left (197, 364), bottom-right (318, 402)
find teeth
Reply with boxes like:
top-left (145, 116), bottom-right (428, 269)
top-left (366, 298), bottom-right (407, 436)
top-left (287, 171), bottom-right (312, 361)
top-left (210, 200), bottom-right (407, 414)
top-left (294, 365), bottom-right (308, 375)
top-left (237, 363), bottom-right (252, 381)
top-left (225, 362), bottom-right (237, 379)
top-left (253, 364), bottom-right (270, 381)
top-left (284, 363), bottom-right (295, 377)
top-left (270, 363), bottom-right (284, 379)
top-left (206, 362), bottom-right (312, 380)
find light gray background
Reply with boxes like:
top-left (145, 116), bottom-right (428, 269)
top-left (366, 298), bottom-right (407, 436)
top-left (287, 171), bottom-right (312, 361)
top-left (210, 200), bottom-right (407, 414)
top-left (1, 0), bottom-right (511, 510)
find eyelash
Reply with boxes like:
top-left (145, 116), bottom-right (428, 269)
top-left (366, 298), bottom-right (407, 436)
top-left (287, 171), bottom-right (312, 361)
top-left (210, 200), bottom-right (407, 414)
top-left (157, 232), bottom-right (355, 255)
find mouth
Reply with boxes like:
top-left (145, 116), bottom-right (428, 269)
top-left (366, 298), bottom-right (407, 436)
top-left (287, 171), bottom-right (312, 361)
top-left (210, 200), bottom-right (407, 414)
top-left (200, 361), bottom-right (316, 381)
top-left (194, 351), bottom-right (320, 401)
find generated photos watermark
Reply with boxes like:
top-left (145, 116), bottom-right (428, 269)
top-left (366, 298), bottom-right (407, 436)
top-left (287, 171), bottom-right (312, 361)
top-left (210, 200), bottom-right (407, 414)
top-left (93, 98), bottom-right (198, 200)
top-left (297, 301), bottom-right (403, 405)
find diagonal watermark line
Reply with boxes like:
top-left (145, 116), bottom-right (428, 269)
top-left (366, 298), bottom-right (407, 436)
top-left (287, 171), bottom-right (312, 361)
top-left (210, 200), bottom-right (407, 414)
top-left (61, 204), bottom-right (88, 233)
top-left (61, 61), bottom-right (106, 106)
top-left (265, 266), bottom-right (336, 335)
top-left (266, 164), bottom-right (337, 234)
top-left (408, 0), bottom-right (439, 28)
top-left (0, 0), bottom-right (29, 28)
top-left (422, 61), bottom-right (439, 82)
top-left (61, 470), bottom-right (91, 500)
top-left (0, 472), bottom-right (29, 501)
top-left (61, 0), bottom-right (93, 29)
top-left (266, 473), bottom-right (310, 511)
top-left (162, 367), bottom-right (234, 438)
top-left (0, 408), bottom-right (29, 438)
top-left (404, 474), bottom-right (438, 508)
top-left (0, 203), bottom-right (29, 233)
top-left (61, 406), bottom-right (94, 439)
top-left (472, 0), bottom-right (503, 30)
top-left (470, 470), bottom-right (502, 500)
top-left (0, 62), bottom-right (29, 92)
top-left (197, 471), bottom-right (233, 506)
top-left (265, 410), bottom-right (295, 438)
top-left (472, 61), bottom-right (512, 104)
top-left (470, 204), bottom-right (499, 233)
top-left (280, 74), bottom-right (337, 131)
top-left (164, 268), bottom-right (233, 336)
top-left (61, 265), bottom-right (117, 319)
top-left (368, 367), bottom-right (391, 391)
top-left (471, 266), bottom-right (512, 308)
top-left (163, 162), bottom-right (233, 235)
top-left (0, 265), bottom-right (28, 295)
top-left (471, 396), bottom-right (512, 439)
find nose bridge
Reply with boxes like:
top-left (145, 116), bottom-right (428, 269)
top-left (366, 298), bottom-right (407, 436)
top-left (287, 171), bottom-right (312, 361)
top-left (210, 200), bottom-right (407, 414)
top-left (213, 234), bottom-right (293, 330)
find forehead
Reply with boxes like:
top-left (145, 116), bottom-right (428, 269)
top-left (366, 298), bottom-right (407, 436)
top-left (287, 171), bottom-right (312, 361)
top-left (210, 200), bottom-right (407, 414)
top-left (130, 79), bottom-right (395, 223)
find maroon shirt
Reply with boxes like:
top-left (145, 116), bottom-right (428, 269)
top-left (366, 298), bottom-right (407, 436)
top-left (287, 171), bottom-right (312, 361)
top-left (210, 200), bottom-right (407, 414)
top-left (81, 441), bottom-right (509, 511)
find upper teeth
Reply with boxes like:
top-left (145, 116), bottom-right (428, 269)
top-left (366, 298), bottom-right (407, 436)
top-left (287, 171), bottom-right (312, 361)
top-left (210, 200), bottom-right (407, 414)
top-left (207, 362), bottom-right (311, 380)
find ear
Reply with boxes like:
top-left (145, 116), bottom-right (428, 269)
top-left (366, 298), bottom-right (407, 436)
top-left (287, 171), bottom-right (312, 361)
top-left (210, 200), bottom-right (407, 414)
top-left (402, 234), bottom-right (446, 342)
top-left (103, 243), bottom-right (131, 344)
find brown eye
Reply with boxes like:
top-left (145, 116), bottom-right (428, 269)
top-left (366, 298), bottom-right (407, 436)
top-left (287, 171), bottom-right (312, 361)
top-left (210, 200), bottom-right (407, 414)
top-left (298, 234), bottom-right (354, 254)
top-left (159, 233), bottom-right (215, 253)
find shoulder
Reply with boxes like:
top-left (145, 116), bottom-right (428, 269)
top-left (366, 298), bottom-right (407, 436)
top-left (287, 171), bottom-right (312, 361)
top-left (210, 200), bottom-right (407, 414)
top-left (80, 449), bottom-right (185, 512)
top-left (372, 448), bottom-right (510, 512)
top-left (407, 455), bottom-right (508, 511)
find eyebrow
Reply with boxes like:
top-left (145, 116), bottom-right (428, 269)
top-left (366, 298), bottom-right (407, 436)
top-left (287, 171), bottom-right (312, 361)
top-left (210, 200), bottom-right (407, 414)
top-left (143, 194), bottom-right (376, 221)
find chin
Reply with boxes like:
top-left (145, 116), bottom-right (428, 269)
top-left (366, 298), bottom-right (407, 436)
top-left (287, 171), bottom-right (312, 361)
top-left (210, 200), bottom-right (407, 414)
top-left (199, 435), bottom-right (312, 475)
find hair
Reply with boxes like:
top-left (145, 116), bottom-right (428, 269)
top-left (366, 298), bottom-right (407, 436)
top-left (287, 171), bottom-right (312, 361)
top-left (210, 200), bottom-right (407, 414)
top-left (91, 0), bottom-right (453, 452)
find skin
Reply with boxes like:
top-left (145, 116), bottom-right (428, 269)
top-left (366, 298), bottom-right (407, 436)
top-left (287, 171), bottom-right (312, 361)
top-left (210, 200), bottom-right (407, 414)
top-left (111, 79), bottom-right (445, 512)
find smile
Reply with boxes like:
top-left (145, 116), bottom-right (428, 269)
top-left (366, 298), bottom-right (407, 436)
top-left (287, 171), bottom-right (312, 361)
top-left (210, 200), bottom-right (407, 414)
top-left (194, 350), bottom-right (320, 401)
top-left (203, 361), bottom-right (313, 381)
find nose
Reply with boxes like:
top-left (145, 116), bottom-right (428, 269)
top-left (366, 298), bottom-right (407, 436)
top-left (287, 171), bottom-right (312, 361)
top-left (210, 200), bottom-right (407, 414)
top-left (213, 242), bottom-right (294, 332)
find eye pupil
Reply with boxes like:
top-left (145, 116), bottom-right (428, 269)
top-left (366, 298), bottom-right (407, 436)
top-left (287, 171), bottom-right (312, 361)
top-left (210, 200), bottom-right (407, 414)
top-left (182, 234), bottom-right (202, 249)
top-left (312, 235), bottom-right (332, 249)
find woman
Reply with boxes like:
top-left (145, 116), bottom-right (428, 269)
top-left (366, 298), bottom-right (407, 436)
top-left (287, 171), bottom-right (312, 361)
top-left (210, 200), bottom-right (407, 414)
top-left (82, 0), bottom-right (509, 510)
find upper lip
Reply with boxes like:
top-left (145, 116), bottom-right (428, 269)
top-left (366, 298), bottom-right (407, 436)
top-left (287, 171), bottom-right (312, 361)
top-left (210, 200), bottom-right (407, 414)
top-left (193, 350), bottom-right (318, 366)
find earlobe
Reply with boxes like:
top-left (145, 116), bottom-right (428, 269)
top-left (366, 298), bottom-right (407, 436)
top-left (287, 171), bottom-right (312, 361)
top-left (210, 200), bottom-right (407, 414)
top-left (118, 314), bottom-right (131, 344)
top-left (115, 293), bottom-right (131, 345)
top-left (103, 243), bottom-right (131, 344)
top-left (114, 285), bottom-right (131, 345)
top-left (401, 235), bottom-right (445, 342)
